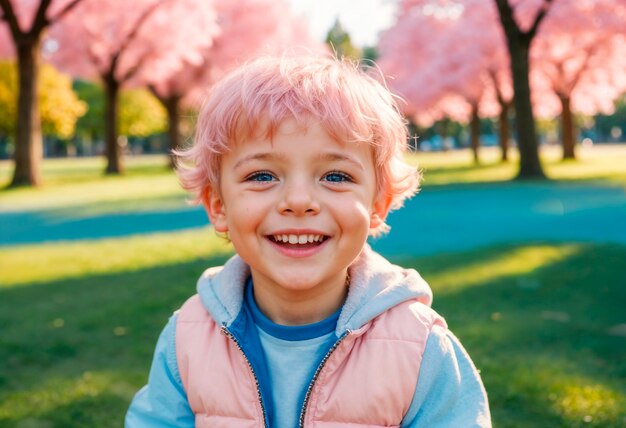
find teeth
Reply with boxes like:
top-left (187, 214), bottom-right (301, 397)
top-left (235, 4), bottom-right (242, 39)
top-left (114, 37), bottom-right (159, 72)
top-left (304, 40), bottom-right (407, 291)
top-left (272, 234), bottom-right (324, 244)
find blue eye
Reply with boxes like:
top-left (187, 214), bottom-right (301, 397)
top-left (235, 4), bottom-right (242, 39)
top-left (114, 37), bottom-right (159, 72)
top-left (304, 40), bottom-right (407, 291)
top-left (246, 171), bottom-right (276, 182)
top-left (324, 171), bottom-right (352, 183)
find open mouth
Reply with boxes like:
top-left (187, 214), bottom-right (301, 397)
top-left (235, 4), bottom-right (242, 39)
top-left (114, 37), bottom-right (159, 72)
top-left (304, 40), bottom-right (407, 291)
top-left (267, 234), bottom-right (329, 249)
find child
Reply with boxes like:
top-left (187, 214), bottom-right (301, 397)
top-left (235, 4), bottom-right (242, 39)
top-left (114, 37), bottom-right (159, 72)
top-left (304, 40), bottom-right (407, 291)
top-left (126, 55), bottom-right (490, 427)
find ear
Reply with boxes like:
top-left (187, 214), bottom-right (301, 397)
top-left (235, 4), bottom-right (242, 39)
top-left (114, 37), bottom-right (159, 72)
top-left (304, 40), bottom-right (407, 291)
top-left (370, 192), bottom-right (393, 230)
top-left (203, 188), bottom-right (228, 233)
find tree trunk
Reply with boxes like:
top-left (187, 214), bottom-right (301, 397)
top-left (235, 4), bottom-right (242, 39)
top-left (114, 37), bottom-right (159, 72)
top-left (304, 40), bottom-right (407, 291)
top-left (495, 0), bottom-right (549, 179)
top-left (163, 95), bottom-right (182, 168)
top-left (498, 101), bottom-right (510, 162)
top-left (10, 38), bottom-right (43, 187)
top-left (509, 42), bottom-right (545, 178)
top-left (470, 106), bottom-right (480, 164)
top-left (559, 94), bottom-right (576, 160)
top-left (438, 118), bottom-right (450, 151)
top-left (103, 73), bottom-right (123, 174)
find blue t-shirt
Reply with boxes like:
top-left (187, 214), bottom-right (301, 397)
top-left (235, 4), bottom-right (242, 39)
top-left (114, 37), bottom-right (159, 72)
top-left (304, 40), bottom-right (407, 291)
top-left (245, 281), bottom-right (339, 428)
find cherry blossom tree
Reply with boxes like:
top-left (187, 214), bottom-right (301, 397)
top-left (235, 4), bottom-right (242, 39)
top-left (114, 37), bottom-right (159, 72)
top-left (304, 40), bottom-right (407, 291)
top-left (378, 0), bottom-right (512, 163)
top-left (0, 22), bottom-right (12, 57)
top-left (146, 0), bottom-right (321, 166)
top-left (531, 0), bottom-right (626, 159)
top-left (381, 0), bottom-right (626, 168)
top-left (49, 0), bottom-right (220, 174)
top-left (0, 0), bottom-right (84, 186)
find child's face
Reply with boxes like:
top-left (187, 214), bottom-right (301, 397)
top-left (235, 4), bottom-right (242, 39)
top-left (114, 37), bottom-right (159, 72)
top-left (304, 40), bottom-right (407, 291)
top-left (206, 119), bottom-right (388, 309)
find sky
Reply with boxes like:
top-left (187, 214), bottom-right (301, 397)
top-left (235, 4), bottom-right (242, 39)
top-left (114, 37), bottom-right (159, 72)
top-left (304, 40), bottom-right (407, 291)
top-left (287, 0), bottom-right (398, 47)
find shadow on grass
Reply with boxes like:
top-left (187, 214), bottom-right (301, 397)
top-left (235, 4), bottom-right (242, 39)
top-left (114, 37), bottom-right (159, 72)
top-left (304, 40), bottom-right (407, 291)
top-left (0, 205), bottom-right (206, 246)
top-left (400, 243), bottom-right (626, 428)
top-left (1, 244), bottom-right (625, 427)
top-left (0, 253), bottom-right (230, 427)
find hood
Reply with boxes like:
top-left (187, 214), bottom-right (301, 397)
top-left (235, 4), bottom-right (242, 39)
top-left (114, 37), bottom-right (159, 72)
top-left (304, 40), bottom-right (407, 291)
top-left (196, 245), bottom-right (433, 336)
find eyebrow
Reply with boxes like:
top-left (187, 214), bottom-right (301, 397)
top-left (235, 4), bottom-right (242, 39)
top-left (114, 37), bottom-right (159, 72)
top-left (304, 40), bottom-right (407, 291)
top-left (317, 152), bottom-right (365, 171)
top-left (233, 152), bottom-right (286, 170)
top-left (232, 151), bottom-right (365, 171)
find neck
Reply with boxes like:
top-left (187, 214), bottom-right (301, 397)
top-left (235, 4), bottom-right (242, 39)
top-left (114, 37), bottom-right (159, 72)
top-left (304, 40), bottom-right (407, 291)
top-left (251, 271), bottom-right (349, 326)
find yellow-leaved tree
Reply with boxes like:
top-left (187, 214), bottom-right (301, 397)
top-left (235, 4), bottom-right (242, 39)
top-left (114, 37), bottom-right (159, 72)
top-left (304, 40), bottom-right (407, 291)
top-left (0, 61), bottom-right (86, 141)
top-left (119, 89), bottom-right (167, 138)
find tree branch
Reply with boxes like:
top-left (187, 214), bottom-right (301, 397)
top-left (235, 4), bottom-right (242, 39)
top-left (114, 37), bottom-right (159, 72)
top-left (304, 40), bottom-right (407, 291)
top-left (488, 69), bottom-right (505, 105)
top-left (494, 0), bottom-right (520, 40)
top-left (526, 0), bottom-right (554, 40)
top-left (495, 0), bottom-right (554, 45)
top-left (1, 0), bottom-right (84, 40)
top-left (567, 42), bottom-right (601, 93)
top-left (115, 0), bottom-right (170, 63)
top-left (547, 37), bottom-right (604, 96)
top-left (119, 48), bottom-right (150, 83)
top-left (86, 42), bottom-right (106, 75)
top-left (0, 0), bottom-right (23, 38)
top-left (48, 0), bottom-right (84, 24)
top-left (148, 83), bottom-right (162, 102)
top-left (110, 0), bottom-right (174, 82)
top-left (30, 0), bottom-right (52, 35)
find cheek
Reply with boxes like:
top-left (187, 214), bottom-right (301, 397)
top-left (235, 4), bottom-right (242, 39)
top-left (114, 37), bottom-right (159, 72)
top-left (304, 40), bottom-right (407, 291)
top-left (228, 198), bottom-right (270, 227)
top-left (332, 198), bottom-right (373, 227)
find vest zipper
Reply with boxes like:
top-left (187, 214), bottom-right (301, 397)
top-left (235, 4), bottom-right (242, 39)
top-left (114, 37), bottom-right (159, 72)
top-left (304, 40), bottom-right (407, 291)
top-left (298, 330), bottom-right (350, 427)
top-left (221, 326), bottom-right (268, 428)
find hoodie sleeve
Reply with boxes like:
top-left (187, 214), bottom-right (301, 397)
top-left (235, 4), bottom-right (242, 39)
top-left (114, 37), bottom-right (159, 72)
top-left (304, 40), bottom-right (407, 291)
top-left (402, 325), bottom-right (491, 427)
top-left (125, 314), bottom-right (194, 427)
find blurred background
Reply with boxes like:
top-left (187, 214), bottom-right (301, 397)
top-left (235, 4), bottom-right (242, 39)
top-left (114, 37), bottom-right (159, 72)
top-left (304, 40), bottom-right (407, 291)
top-left (0, 0), bottom-right (625, 426)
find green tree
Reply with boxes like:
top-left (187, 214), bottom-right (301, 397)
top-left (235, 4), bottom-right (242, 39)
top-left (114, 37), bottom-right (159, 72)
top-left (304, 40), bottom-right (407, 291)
top-left (74, 80), bottom-right (166, 140)
top-left (0, 61), bottom-right (86, 140)
top-left (361, 46), bottom-right (379, 63)
top-left (594, 96), bottom-right (626, 142)
top-left (325, 19), bottom-right (362, 60)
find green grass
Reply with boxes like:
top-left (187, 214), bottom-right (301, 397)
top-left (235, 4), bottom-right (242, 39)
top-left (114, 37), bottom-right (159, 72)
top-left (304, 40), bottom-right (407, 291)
top-left (400, 244), bottom-right (626, 427)
top-left (0, 155), bottom-right (186, 216)
top-left (0, 228), bottom-right (232, 287)
top-left (0, 230), bottom-right (234, 427)
top-left (408, 144), bottom-right (626, 187)
top-left (1, 147), bottom-right (625, 426)
top-left (1, 237), bottom-right (624, 427)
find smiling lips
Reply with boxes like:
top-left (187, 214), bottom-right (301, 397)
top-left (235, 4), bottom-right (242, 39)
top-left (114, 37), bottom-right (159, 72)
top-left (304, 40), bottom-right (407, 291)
top-left (266, 233), bottom-right (329, 256)
top-left (270, 234), bottom-right (326, 244)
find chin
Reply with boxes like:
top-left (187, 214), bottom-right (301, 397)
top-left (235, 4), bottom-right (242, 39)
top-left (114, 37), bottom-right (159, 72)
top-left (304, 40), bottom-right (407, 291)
top-left (276, 275), bottom-right (320, 290)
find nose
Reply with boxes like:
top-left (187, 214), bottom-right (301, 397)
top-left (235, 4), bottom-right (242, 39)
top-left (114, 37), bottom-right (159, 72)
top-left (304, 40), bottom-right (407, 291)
top-left (277, 177), bottom-right (320, 215)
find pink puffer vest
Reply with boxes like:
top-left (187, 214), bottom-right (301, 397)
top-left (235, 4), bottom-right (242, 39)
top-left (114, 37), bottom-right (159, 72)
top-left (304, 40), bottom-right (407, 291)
top-left (176, 294), bottom-right (447, 427)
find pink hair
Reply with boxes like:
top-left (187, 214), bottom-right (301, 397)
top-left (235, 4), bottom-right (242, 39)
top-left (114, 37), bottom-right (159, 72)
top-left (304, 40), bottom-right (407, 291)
top-left (176, 55), bottom-right (420, 235)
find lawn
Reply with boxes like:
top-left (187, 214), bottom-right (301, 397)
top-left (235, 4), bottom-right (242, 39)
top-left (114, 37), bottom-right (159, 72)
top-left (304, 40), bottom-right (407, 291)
top-left (1, 144), bottom-right (625, 213)
top-left (409, 144), bottom-right (626, 187)
top-left (1, 146), bottom-right (625, 427)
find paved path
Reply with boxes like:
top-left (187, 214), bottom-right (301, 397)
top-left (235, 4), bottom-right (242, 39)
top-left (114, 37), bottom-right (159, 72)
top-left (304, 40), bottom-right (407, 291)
top-left (1, 182), bottom-right (625, 256)
top-left (374, 181), bottom-right (626, 256)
